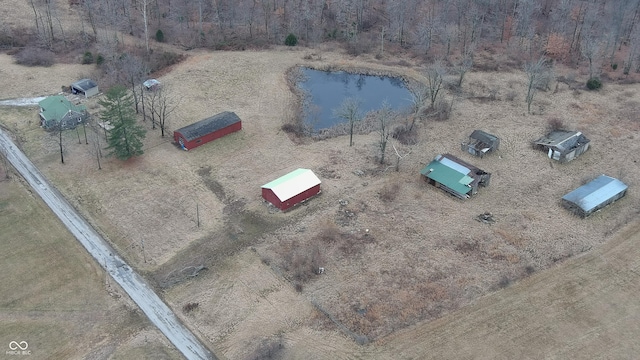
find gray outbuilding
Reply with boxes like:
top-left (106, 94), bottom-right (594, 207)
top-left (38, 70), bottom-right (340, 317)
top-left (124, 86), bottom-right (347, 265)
top-left (534, 130), bottom-right (590, 163)
top-left (71, 79), bottom-right (99, 98)
top-left (562, 175), bottom-right (628, 218)
top-left (461, 130), bottom-right (500, 157)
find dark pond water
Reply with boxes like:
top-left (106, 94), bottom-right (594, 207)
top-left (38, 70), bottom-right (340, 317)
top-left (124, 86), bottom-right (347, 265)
top-left (297, 68), bottom-right (412, 131)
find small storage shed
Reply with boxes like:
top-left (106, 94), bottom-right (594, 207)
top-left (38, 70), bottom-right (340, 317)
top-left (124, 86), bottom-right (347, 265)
top-left (562, 175), bottom-right (628, 218)
top-left (38, 95), bottom-right (89, 130)
top-left (420, 154), bottom-right (491, 199)
top-left (262, 168), bottom-right (321, 211)
top-left (71, 79), bottom-right (99, 98)
top-left (534, 130), bottom-right (590, 163)
top-left (173, 111), bottom-right (242, 150)
top-left (461, 130), bottom-right (500, 157)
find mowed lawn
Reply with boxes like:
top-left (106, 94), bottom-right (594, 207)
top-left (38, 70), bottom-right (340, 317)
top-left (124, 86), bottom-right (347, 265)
top-left (0, 178), bottom-right (181, 359)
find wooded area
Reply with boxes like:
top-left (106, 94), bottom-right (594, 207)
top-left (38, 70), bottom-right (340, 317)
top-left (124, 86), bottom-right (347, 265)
top-left (9, 0), bottom-right (640, 78)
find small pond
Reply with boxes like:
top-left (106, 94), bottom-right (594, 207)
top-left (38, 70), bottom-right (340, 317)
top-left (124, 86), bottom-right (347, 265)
top-left (297, 68), bottom-right (413, 131)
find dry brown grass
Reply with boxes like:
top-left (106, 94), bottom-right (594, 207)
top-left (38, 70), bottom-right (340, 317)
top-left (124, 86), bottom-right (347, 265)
top-left (0, 177), bottom-right (182, 359)
top-left (3, 43), bottom-right (640, 357)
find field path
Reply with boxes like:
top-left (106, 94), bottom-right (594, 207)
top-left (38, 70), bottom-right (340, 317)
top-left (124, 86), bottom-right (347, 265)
top-left (0, 128), bottom-right (215, 360)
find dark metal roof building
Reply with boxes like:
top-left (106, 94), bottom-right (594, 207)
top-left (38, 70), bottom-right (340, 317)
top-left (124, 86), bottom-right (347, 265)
top-left (173, 111), bottom-right (242, 150)
top-left (534, 130), bottom-right (590, 163)
top-left (462, 130), bottom-right (500, 157)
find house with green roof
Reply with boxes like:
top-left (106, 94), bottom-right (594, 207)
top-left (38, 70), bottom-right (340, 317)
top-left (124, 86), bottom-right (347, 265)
top-left (420, 154), bottom-right (491, 199)
top-left (38, 95), bottom-right (89, 130)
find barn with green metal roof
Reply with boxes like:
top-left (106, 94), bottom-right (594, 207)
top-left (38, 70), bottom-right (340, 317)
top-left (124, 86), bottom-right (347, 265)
top-left (420, 154), bottom-right (491, 199)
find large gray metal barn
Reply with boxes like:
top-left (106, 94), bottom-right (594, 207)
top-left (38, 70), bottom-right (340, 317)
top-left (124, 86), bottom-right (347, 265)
top-left (562, 175), bottom-right (628, 218)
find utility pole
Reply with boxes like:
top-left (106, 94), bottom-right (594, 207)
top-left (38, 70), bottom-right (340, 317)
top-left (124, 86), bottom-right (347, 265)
top-left (59, 124), bottom-right (64, 164)
top-left (380, 26), bottom-right (385, 56)
top-left (96, 132), bottom-right (101, 170)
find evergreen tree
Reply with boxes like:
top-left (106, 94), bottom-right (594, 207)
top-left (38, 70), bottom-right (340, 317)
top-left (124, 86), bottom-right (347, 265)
top-left (99, 85), bottom-right (146, 160)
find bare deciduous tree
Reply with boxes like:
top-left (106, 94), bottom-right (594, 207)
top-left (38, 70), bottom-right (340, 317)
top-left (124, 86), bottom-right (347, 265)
top-left (407, 83), bottom-right (428, 131)
top-left (524, 56), bottom-right (553, 114)
top-left (387, 0), bottom-right (416, 46)
top-left (152, 88), bottom-right (179, 137)
top-left (413, 15), bottom-right (435, 55)
top-left (88, 123), bottom-right (103, 170)
top-left (119, 54), bottom-right (148, 114)
top-left (333, 97), bottom-right (363, 147)
top-left (580, 32), bottom-right (603, 79)
top-left (141, 0), bottom-right (151, 54)
top-left (145, 88), bottom-right (158, 130)
top-left (376, 101), bottom-right (395, 164)
top-left (624, 25), bottom-right (640, 74)
top-left (390, 142), bottom-right (411, 172)
top-left (424, 62), bottom-right (447, 108)
top-left (455, 44), bottom-right (474, 87)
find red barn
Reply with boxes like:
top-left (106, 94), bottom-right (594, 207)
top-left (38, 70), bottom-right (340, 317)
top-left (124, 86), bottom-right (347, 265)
top-left (174, 111), bottom-right (242, 150)
top-left (262, 169), bottom-right (321, 211)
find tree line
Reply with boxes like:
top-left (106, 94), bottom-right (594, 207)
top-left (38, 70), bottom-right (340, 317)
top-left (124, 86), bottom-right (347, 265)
top-left (19, 0), bottom-right (640, 164)
top-left (20, 0), bottom-right (640, 72)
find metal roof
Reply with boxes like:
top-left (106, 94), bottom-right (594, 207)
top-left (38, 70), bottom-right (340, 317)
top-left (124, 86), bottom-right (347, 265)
top-left (38, 95), bottom-right (87, 122)
top-left (420, 160), bottom-right (473, 196)
top-left (562, 175), bottom-right (628, 213)
top-left (175, 111), bottom-right (241, 141)
top-left (262, 168), bottom-right (321, 202)
top-left (534, 130), bottom-right (589, 152)
top-left (143, 79), bottom-right (161, 88)
top-left (469, 130), bottom-right (498, 145)
top-left (71, 79), bottom-right (98, 91)
top-left (437, 155), bottom-right (471, 175)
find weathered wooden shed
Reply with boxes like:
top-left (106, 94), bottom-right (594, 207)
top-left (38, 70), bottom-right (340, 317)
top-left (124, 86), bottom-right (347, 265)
top-left (173, 111), bottom-right (242, 151)
top-left (534, 130), bottom-right (590, 163)
top-left (420, 154), bottom-right (491, 199)
top-left (562, 175), bottom-right (628, 218)
top-left (461, 130), bottom-right (500, 157)
top-left (71, 79), bottom-right (99, 98)
top-left (38, 95), bottom-right (89, 130)
top-left (262, 168), bottom-right (321, 211)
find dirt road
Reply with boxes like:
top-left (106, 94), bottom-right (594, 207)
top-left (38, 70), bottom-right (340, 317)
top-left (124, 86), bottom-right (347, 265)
top-left (0, 128), bottom-right (215, 360)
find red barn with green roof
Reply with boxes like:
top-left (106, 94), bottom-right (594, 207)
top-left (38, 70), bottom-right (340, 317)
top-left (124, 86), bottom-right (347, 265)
top-left (261, 169), bottom-right (321, 210)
